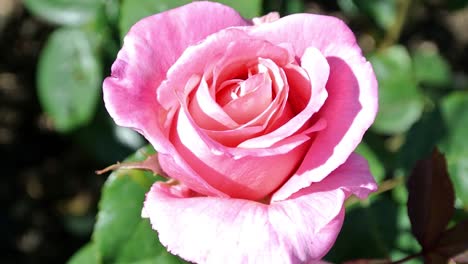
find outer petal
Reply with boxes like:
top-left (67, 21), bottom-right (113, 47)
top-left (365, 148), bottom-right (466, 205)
top-left (248, 14), bottom-right (378, 200)
top-left (143, 153), bottom-right (376, 264)
top-left (103, 2), bottom-right (250, 197)
top-left (103, 1), bottom-right (250, 154)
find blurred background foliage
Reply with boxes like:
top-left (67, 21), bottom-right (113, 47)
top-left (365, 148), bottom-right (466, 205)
top-left (1, 0), bottom-right (467, 263)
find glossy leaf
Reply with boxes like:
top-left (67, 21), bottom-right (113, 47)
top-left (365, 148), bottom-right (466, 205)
top-left (407, 149), bottom-right (455, 249)
top-left (355, 142), bottom-right (385, 183)
top-left (325, 196), bottom-right (398, 262)
top-left (353, 0), bottom-right (396, 30)
top-left (389, 205), bottom-right (421, 264)
top-left (102, 0), bottom-right (120, 26)
top-left (37, 28), bottom-right (102, 133)
top-left (440, 92), bottom-right (468, 209)
top-left (23, 0), bottom-right (101, 26)
top-left (369, 46), bottom-right (424, 134)
top-left (92, 145), bottom-right (185, 263)
top-left (119, 0), bottom-right (261, 37)
top-left (283, 0), bottom-right (305, 14)
top-left (412, 47), bottom-right (452, 88)
top-left (73, 107), bottom-right (145, 164)
top-left (338, 0), bottom-right (360, 17)
top-left (67, 243), bottom-right (99, 264)
top-left (398, 107), bottom-right (446, 173)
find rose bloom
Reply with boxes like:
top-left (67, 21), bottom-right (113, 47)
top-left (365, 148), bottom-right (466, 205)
top-left (104, 1), bottom-right (378, 263)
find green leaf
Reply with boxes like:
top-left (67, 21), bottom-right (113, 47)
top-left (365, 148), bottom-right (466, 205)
top-left (398, 106), bottom-right (446, 173)
top-left (23, 0), bottom-right (101, 26)
top-left (369, 45), bottom-right (424, 134)
top-left (390, 205), bottom-right (421, 264)
top-left (119, 0), bottom-right (261, 38)
top-left (116, 221), bottom-right (185, 263)
top-left (102, 0), bottom-right (120, 26)
top-left (325, 196), bottom-right (398, 262)
top-left (355, 142), bottom-right (385, 183)
top-left (337, 0), bottom-right (360, 17)
top-left (37, 28), bottom-right (102, 133)
top-left (92, 145), bottom-right (185, 263)
top-left (440, 92), bottom-right (468, 209)
top-left (353, 0), bottom-right (397, 30)
top-left (73, 107), bottom-right (144, 164)
top-left (216, 0), bottom-right (262, 18)
top-left (67, 243), bottom-right (99, 264)
top-left (412, 46), bottom-right (452, 88)
top-left (283, 0), bottom-right (305, 14)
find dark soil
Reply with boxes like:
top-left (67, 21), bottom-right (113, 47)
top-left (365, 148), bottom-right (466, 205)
top-left (0, 4), bottom-right (105, 264)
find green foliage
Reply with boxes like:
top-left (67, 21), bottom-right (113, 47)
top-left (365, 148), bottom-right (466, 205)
top-left (440, 92), bottom-right (468, 209)
top-left (67, 243), bottom-right (99, 264)
top-left (37, 28), bottom-right (102, 133)
top-left (119, 0), bottom-right (262, 37)
top-left (398, 107), bottom-right (446, 173)
top-left (23, 0), bottom-right (101, 26)
top-left (355, 142), bottom-right (385, 183)
top-left (353, 0), bottom-right (397, 30)
top-left (325, 195), bottom-right (400, 262)
top-left (263, 0), bottom-right (305, 15)
top-left (412, 46), bottom-right (452, 88)
top-left (369, 46), bottom-right (425, 134)
top-left (68, 146), bottom-right (186, 264)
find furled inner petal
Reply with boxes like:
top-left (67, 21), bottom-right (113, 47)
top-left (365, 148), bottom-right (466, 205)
top-left (205, 69), bottom-right (290, 147)
top-left (189, 77), bottom-right (239, 130)
top-left (239, 47), bottom-right (330, 149)
top-left (221, 72), bottom-right (272, 124)
top-left (209, 39), bottom-right (293, 90)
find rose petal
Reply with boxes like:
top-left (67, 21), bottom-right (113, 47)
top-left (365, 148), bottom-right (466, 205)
top-left (172, 108), bottom-right (309, 200)
top-left (248, 14), bottom-right (378, 200)
top-left (190, 77), bottom-right (239, 130)
top-left (103, 2), bottom-right (249, 197)
top-left (180, 36), bottom-right (292, 131)
top-left (143, 153), bottom-right (376, 264)
top-left (239, 47), bottom-right (329, 148)
top-left (103, 1), bottom-right (250, 153)
top-left (160, 31), bottom-right (296, 147)
top-left (248, 14), bottom-right (359, 59)
top-left (203, 58), bottom-right (293, 147)
top-left (274, 58), bottom-right (377, 201)
top-left (222, 73), bottom-right (273, 124)
top-left (252, 12), bottom-right (280, 25)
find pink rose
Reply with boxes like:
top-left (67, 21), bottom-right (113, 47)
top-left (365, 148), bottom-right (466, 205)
top-left (103, 1), bottom-right (378, 263)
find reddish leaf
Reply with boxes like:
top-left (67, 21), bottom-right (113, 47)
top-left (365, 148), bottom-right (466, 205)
top-left (407, 149), bottom-right (455, 249)
top-left (424, 253), bottom-right (449, 264)
top-left (436, 219), bottom-right (468, 260)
